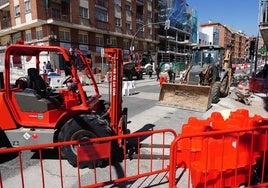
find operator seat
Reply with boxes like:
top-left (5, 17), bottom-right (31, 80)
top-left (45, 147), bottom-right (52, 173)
top-left (26, 68), bottom-right (48, 97)
top-left (15, 77), bottom-right (28, 90)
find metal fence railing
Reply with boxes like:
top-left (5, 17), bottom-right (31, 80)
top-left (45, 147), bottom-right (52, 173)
top-left (1, 109), bottom-right (268, 188)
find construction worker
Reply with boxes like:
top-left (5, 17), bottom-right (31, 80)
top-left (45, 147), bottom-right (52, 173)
top-left (148, 68), bottom-right (153, 79)
top-left (156, 65), bottom-right (161, 81)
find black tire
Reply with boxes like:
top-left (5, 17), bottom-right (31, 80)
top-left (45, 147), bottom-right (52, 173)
top-left (0, 131), bottom-right (18, 163)
top-left (58, 114), bottom-right (114, 168)
top-left (211, 82), bottom-right (220, 103)
top-left (95, 99), bottom-right (110, 117)
top-left (220, 75), bottom-right (230, 97)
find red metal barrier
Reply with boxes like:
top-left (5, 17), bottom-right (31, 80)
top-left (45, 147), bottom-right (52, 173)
top-left (2, 109), bottom-right (268, 188)
top-left (0, 129), bottom-right (176, 188)
top-left (250, 78), bottom-right (268, 95)
top-left (169, 109), bottom-right (268, 188)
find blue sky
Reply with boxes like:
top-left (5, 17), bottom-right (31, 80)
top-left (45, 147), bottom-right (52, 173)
top-left (186, 0), bottom-right (259, 36)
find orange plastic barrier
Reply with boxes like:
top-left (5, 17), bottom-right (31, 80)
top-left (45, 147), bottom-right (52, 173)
top-left (169, 109), bottom-right (268, 188)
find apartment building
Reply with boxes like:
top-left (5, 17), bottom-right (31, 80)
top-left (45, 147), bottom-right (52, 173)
top-left (157, 0), bottom-right (197, 71)
top-left (200, 21), bottom-right (248, 63)
top-left (0, 0), bottom-right (159, 71)
top-left (199, 26), bottom-right (219, 45)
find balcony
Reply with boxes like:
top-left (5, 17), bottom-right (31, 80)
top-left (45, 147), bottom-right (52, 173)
top-left (260, 22), bottom-right (268, 46)
top-left (259, 2), bottom-right (268, 46)
top-left (95, 0), bottom-right (108, 8)
top-left (0, 0), bottom-right (8, 7)
top-left (95, 20), bottom-right (109, 30)
top-left (115, 26), bottom-right (122, 33)
top-left (136, 32), bottom-right (144, 38)
top-left (1, 17), bottom-right (11, 29)
top-left (136, 0), bottom-right (144, 6)
top-left (126, 29), bottom-right (132, 35)
top-left (136, 14), bottom-right (144, 24)
top-left (46, 8), bottom-right (70, 22)
top-left (80, 18), bottom-right (89, 26)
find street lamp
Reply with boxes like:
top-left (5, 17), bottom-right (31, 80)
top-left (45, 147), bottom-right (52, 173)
top-left (130, 20), bottom-right (170, 53)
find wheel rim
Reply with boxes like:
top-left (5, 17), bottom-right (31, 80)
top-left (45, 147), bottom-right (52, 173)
top-left (220, 76), bottom-right (229, 94)
top-left (70, 130), bottom-right (96, 155)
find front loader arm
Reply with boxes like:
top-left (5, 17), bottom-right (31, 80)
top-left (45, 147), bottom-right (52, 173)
top-left (223, 44), bottom-right (233, 69)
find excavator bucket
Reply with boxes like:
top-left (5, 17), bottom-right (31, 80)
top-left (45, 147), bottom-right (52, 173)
top-left (158, 83), bottom-right (212, 112)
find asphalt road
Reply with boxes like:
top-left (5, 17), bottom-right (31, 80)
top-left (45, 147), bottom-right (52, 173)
top-left (97, 74), bottom-right (267, 133)
top-left (1, 74), bottom-right (267, 188)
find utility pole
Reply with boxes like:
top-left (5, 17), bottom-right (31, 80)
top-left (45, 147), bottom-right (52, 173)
top-left (249, 38), bottom-right (256, 76)
top-left (254, 35), bottom-right (259, 76)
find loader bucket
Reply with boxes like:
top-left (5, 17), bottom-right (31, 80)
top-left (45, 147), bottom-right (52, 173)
top-left (158, 83), bottom-right (212, 112)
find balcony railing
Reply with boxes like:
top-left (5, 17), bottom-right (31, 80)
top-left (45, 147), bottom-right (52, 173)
top-left (80, 18), bottom-right (89, 26)
top-left (136, 0), bottom-right (144, 5)
top-left (46, 8), bottom-right (70, 22)
top-left (95, 0), bottom-right (108, 8)
top-left (126, 29), bottom-right (132, 35)
top-left (115, 26), bottom-right (122, 33)
top-left (95, 20), bottom-right (109, 30)
top-left (1, 18), bottom-right (11, 29)
top-left (260, 22), bottom-right (268, 27)
top-left (136, 14), bottom-right (144, 24)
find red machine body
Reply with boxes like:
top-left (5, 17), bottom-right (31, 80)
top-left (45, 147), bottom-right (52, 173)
top-left (1, 45), bottom-right (98, 129)
top-left (0, 44), bottom-right (126, 168)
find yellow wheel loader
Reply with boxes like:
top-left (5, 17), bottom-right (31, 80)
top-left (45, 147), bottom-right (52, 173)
top-left (159, 44), bottom-right (234, 112)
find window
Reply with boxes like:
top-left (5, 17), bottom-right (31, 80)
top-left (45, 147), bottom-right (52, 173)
top-left (25, 31), bottom-right (32, 42)
top-left (25, 0), bottom-right (31, 13)
top-left (114, 0), bottom-right (120, 5)
top-left (123, 40), bottom-right (129, 50)
top-left (61, 2), bottom-right (69, 15)
top-left (96, 36), bottom-right (104, 46)
top-left (95, 8), bottom-right (107, 22)
top-left (110, 38), bottom-right (117, 46)
top-left (126, 22), bottom-right (131, 30)
top-left (79, 33), bottom-right (88, 44)
top-left (147, 11), bottom-right (152, 18)
top-left (114, 0), bottom-right (121, 6)
top-left (79, 7), bottom-right (88, 18)
top-left (147, 1), bottom-right (152, 8)
top-left (59, 30), bottom-right (70, 42)
top-left (14, 5), bottom-right (20, 17)
top-left (125, 2), bottom-right (131, 11)
top-left (115, 17), bottom-right (121, 27)
top-left (147, 28), bottom-right (152, 36)
top-left (36, 29), bottom-right (43, 40)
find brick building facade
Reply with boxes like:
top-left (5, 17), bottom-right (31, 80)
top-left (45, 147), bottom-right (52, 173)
top-left (200, 21), bottom-right (249, 63)
top-left (0, 0), bottom-right (159, 71)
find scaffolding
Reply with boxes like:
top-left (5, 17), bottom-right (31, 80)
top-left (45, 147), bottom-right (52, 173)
top-left (157, 0), bottom-right (198, 72)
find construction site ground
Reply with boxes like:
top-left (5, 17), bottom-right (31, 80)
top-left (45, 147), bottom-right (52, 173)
top-left (1, 72), bottom-right (268, 188)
